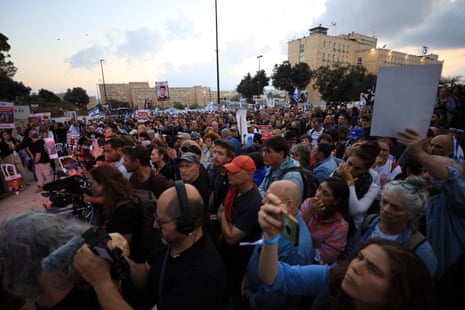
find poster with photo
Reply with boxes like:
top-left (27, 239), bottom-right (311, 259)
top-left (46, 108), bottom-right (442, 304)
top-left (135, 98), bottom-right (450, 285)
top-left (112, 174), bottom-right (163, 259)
top-left (0, 102), bottom-right (15, 129)
top-left (44, 137), bottom-right (58, 159)
top-left (137, 109), bottom-right (150, 123)
top-left (156, 81), bottom-right (170, 101)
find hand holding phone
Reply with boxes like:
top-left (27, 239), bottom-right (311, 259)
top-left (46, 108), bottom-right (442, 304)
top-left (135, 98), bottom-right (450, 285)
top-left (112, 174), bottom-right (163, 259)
top-left (263, 193), bottom-right (300, 246)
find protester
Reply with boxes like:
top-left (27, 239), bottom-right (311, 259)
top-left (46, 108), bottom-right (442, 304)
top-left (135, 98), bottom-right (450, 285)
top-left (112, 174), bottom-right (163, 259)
top-left (345, 176), bottom-right (437, 276)
top-left (257, 194), bottom-right (433, 310)
top-left (396, 128), bottom-right (465, 278)
top-left (300, 176), bottom-right (354, 264)
top-left (245, 180), bottom-right (313, 310)
top-left (73, 183), bottom-right (227, 310)
top-left (0, 212), bottom-right (99, 309)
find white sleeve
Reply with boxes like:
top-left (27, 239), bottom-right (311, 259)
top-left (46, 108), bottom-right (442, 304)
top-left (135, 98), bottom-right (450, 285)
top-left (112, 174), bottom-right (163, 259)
top-left (348, 182), bottom-right (380, 227)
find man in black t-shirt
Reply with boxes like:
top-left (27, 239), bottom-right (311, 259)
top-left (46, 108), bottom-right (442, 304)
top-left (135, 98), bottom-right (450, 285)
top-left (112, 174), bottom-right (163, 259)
top-left (29, 130), bottom-right (53, 192)
top-left (74, 183), bottom-right (227, 310)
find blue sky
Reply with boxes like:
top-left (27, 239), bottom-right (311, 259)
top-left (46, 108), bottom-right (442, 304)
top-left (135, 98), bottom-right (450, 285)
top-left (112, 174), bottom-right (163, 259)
top-left (2, 0), bottom-right (464, 97)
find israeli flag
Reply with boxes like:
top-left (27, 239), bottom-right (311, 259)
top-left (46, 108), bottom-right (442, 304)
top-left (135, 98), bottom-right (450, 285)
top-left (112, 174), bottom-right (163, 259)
top-left (293, 87), bottom-right (299, 102)
top-left (422, 45), bottom-right (428, 55)
top-left (88, 107), bottom-right (100, 118)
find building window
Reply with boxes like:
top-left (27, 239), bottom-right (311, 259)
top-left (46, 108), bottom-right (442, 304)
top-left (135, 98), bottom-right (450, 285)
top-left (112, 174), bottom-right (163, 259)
top-left (299, 44), bottom-right (304, 53)
top-left (322, 53), bottom-right (325, 61)
top-left (357, 57), bottom-right (362, 65)
top-left (323, 41), bottom-right (326, 48)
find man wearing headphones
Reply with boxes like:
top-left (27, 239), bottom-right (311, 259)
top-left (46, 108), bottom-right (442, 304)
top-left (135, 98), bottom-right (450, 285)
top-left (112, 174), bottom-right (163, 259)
top-left (74, 181), bottom-right (227, 310)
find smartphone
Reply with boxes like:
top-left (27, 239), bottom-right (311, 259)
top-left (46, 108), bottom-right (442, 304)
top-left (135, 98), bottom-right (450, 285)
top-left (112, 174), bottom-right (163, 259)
top-left (280, 209), bottom-right (300, 246)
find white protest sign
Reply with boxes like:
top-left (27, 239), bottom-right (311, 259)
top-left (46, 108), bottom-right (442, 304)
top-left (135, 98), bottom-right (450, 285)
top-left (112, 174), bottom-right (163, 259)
top-left (371, 64), bottom-right (442, 138)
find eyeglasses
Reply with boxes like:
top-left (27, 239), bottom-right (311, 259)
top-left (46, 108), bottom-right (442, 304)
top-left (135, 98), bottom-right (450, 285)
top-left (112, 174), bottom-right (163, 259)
top-left (154, 214), bottom-right (179, 226)
top-left (389, 180), bottom-right (421, 196)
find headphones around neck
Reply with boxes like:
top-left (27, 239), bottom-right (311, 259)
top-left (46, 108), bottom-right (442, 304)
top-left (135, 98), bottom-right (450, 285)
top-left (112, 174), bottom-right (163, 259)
top-left (174, 180), bottom-right (195, 235)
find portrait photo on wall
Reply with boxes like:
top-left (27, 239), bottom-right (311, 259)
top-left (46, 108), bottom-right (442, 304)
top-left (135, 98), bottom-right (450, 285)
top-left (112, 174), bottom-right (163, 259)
top-left (156, 81), bottom-right (170, 101)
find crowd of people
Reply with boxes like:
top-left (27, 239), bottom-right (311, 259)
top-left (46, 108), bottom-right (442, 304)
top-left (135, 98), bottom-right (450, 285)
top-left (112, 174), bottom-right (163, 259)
top-left (1, 83), bottom-right (465, 309)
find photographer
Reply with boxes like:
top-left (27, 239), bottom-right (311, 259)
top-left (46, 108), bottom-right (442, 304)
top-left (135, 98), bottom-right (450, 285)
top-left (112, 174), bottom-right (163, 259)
top-left (0, 212), bottom-right (100, 309)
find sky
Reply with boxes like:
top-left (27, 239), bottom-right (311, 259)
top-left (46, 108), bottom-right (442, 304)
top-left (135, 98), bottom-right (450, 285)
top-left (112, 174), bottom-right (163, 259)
top-left (2, 0), bottom-right (464, 98)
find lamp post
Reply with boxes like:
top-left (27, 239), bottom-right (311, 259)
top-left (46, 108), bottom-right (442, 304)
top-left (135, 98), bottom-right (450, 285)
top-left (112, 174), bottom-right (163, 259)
top-left (215, 0), bottom-right (220, 110)
top-left (99, 59), bottom-right (108, 105)
top-left (257, 55), bottom-right (263, 101)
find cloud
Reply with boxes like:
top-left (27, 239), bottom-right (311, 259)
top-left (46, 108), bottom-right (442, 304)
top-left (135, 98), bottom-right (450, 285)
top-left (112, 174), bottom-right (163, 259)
top-left (68, 45), bottom-right (107, 69)
top-left (317, 0), bottom-right (465, 50)
top-left (116, 27), bottom-right (163, 59)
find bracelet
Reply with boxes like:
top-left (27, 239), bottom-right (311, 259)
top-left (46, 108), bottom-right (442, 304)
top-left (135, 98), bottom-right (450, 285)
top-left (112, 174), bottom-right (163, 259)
top-left (263, 234), bottom-right (280, 245)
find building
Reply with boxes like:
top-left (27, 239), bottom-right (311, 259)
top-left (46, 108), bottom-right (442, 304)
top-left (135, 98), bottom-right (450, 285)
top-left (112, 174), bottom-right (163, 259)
top-left (288, 25), bottom-right (443, 102)
top-left (98, 82), bottom-right (237, 109)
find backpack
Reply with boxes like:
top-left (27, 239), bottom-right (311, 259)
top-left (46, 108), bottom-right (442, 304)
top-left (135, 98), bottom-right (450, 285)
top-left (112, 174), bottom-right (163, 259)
top-left (278, 166), bottom-right (320, 201)
top-left (114, 192), bottom-right (159, 259)
top-left (361, 214), bottom-right (426, 252)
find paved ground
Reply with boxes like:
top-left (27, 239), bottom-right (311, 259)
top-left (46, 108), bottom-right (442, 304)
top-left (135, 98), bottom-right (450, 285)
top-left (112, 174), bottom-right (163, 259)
top-left (0, 181), bottom-right (45, 224)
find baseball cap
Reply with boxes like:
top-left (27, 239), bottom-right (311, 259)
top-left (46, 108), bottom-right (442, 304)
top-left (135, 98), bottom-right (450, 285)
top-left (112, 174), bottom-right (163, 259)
top-left (177, 132), bottom-right (191, 140)
top-left (348, 127), bottom-right (365, 141)
top-left (261, 132), bottom-right (273, 140)
top-left (179, 152), bottom-right (200, 164)
top-left (224, 155), bottom-right (256, 173)
top-left (214, 139), bottom-right (237, 154)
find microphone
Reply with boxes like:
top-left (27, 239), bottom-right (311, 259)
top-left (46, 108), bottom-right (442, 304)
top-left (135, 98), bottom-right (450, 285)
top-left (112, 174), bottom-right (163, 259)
top-left (41, 236), bottom-right (86, 273)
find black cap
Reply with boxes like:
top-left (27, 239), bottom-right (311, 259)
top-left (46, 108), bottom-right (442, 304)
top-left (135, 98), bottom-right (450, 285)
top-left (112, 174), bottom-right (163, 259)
top-left (214, 139), bottom-right (237, 153)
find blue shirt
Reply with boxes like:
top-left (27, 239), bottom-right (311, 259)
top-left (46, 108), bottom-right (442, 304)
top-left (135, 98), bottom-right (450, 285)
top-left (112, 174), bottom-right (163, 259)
top-left (259, 157), bottom-right (303, 197)
top-left (345, 215), bottom-right (438, 276)
top-left (427, 166), bottom-right (465, 277)
top-left (247, 213), bottom-right (314, 309)
top-left (313, 156), bottom-right (338, 183)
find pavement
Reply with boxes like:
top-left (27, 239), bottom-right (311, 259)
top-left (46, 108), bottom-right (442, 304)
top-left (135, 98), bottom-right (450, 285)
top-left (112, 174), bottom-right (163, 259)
top-left (0, 181), bottom-right (46, 224)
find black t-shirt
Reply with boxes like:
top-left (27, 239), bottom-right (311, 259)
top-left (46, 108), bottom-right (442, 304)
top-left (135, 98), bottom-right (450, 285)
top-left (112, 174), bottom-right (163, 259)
top-left (30, 139), bottom-right (50, 163)
top-left (105, 200), bottom-right (145, 263)
top-left (35, 280), bottom-right (99, 310)
top-left (192, 167), bottom-right (212, 210)
top-left (145, 233), bottom-right (227, 310)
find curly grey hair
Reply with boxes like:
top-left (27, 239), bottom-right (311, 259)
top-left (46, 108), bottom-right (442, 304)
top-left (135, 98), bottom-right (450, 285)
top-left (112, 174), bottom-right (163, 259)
top-left (0, 212), bottom-right (91, 300)
top-left (381, 176), bottom-right (429, 230)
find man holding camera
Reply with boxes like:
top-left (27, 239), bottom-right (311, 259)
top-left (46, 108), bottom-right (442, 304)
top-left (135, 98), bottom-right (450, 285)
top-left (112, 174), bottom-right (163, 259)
top-left (73, 183), bottom-right (227, 310)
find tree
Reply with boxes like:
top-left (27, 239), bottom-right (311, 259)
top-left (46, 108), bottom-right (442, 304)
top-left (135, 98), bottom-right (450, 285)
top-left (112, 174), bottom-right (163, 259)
top-left (63, 87), bottom-right (89, 106)
top-left (439, 75), bottom-right (463, 88)
top-left (272, 61), bottom-right (312, 102)
top-left (236, 73), bottom-right (255, 103)
top-left (0, 75), bottom-right (30, 100)
top-left (312, 63), bottom-right (376, 103)
top-left (0, 33), bottom-right (17, 78)
top-left (39, 88), bottom-right (61, 102)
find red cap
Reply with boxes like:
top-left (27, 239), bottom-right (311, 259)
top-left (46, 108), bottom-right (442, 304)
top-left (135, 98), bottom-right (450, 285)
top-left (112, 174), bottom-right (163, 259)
top-left (224, 155), bottom-right (256, 173)
top-left (261, 132), bottom-right (273, 140)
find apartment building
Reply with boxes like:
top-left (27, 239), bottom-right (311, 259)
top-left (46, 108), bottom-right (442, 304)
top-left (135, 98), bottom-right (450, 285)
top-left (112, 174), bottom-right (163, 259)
top-left (98, 82), bottom-right (236, 109)
top-left (288, 25), bottom-right (442, 101)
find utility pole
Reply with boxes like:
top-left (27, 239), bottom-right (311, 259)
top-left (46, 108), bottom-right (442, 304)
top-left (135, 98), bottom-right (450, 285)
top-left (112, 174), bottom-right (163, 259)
top-left (99, 59), bottom-right (108, 105)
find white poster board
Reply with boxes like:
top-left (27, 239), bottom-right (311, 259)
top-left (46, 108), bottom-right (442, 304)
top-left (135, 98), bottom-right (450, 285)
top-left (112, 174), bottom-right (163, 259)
top-left (371, 64), bottom-right (442, 138)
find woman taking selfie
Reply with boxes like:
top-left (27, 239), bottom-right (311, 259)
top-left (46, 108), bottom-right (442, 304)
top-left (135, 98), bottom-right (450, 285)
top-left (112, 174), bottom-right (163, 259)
top-left (258, 193), bottom-right (433, 310)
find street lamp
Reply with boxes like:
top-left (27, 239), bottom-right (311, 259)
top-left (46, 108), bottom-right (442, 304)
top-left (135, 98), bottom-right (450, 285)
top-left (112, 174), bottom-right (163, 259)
top-left (257, 55), bottom-right (263, 99)
top-left (99, 59), bottom-right (108, 105)
top-left (215, 0), bottom-right (220, 109)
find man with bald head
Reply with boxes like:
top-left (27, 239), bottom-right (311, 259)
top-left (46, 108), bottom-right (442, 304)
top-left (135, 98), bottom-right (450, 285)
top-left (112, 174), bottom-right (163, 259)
top-left (429, 134), bottom-right (454, 157)
top-left (74, 182), bottom-right (227, 310)
top-left (244, 180), bottom-right (314, 310)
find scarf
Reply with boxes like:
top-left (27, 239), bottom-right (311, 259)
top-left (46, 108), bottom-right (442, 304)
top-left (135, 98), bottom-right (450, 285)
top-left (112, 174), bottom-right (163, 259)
top-left (223, 184), bottom-right (238, 222)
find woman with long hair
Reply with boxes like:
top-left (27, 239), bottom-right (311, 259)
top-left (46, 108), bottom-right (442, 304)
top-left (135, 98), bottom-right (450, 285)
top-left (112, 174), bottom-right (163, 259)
top-left (258, 195), bottom-right (433, 310)
top-left (300, 176), bottom-right (355, 264)
top-left (335, 141), bottom-right (381, 227)
top-left (88, 164), bottom-right (146, 263)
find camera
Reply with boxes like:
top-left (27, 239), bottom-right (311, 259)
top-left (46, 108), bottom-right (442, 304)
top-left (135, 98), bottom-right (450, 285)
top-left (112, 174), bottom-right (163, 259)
top-left (82, 228), bottom-right (130, 280)
top-left (42, 175), bottom-right (93, 220)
